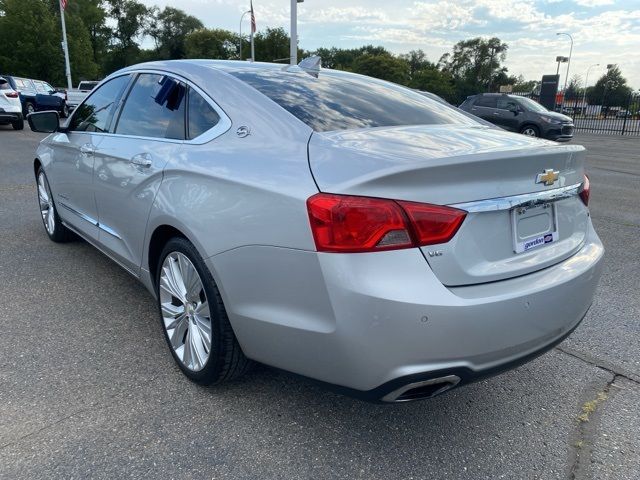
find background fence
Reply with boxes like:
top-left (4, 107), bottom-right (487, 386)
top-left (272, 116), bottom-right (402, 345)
top-left (511, 91), bottom-right (640, 136)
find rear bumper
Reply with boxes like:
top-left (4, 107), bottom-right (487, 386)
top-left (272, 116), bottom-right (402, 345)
top-left (210, 220), bottom-right (604, 398)
top-left (0, 110), bottom-right (22, 122)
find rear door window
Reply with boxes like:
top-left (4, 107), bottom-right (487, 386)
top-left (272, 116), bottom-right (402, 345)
top-left (115, 74), bottom-right (186, 140)
top-left (68, 75), bottom-right (130, 133)
top-left (475, 96), bottom-right (498, 108)
top-left (187, 88), bottom-right (220, 139)
top-left (497, 98), bottom-right (518, 110)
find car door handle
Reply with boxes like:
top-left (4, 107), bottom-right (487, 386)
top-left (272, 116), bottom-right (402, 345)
top-left (493, 112), bottom-right (500, 115)
top-left (130, 153), bottom-right (153, 168)
top-left (80, 144), bottom-right (95, 154)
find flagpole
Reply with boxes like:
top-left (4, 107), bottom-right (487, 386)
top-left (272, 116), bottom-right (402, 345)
top-left (250, 1), bottom-right (255, 62)
top-left (250, 31), bottom-right (255, 62)
top-left (59, 0), bottom-right (73, 90)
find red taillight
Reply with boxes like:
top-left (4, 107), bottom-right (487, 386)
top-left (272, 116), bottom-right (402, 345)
top-left (397, 200), bottom-right (467, 246)
top-left (306, 193), bottom-right (466, 253)
top-left (579, 174), bottom-right (590, 206)
top-left (5, 91), bottom-right (19, 98)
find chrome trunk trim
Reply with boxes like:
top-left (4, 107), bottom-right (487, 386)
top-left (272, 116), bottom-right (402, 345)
top-left (450, 182), bottom-right (583, 213)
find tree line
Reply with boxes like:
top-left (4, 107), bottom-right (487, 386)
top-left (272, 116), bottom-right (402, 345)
top-left (0, 0), bottom-right (633, 106)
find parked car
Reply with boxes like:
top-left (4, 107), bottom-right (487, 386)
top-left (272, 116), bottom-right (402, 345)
top-left (459, 93), bottom-right (574, 141)
top-left (28, 60), bottom-right (603, 402)
top-left (67, 80), bottom-right (100, 109)
top-left (32, 79), bottom-right (69, 117)
top-left (0, 76), bottom-right (24, 129)
top-left (417, 90), bottom-right (499, 128)
top-left (0, 74), bottom-right (69, 117)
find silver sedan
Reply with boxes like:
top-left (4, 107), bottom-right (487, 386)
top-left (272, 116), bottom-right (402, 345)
top-left (28, 60), bottom-right (603, 402)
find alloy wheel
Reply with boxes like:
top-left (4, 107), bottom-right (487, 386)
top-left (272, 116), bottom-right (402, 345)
top-left (522, 127), bottom-right (537, 137)
top-left (37, 172), bottom-right (55, 235)
top-left (159, 252), bottom-right (212, 372)
top-left (27, 103), bottom-right (35, 114)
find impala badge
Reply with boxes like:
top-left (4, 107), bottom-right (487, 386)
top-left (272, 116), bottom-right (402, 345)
top-left (536, 169), bottom-right (559, 186)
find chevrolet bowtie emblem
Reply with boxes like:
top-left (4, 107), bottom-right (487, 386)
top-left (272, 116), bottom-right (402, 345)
top-left (536, 169), bottom-right (560, 186)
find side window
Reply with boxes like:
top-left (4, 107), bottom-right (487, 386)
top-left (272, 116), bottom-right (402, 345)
top-left (69, 75), bottom-right (130, 133)
top-left (497, 98), bottom-right (517, 110)
top-left (187, 88), bottom-right (220, 139)
top-left (115, 74), bottom-right (186, 140)
top-left (475, 96), bottom-right (497, 108)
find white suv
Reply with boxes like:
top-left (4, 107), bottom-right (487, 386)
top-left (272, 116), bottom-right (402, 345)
top-left (0, 76), bottom-right (23, 130)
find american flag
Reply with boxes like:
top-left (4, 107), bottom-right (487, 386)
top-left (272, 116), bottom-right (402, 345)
top-left (60, 0), bottom-right (67, 9)
top-left (250, 0), bottom-right (256, 34)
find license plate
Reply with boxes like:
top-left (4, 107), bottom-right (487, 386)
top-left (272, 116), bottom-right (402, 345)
top-left (511, 203), bottom-right (558, 253)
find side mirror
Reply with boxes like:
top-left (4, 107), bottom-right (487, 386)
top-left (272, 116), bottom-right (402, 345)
top-left (28, 111), bottom-right (60, 133)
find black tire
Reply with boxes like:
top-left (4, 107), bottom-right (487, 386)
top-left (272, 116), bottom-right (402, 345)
top-left (156, 237), bottom-right (252, 385)
top-left (36, 167), bottom-right (72, 243)
top-left (12, 118), bottom-right (24, 130)
top-left (520, 124), bottom-right (540, 137)
top-left (60, 102), bottom-right (69, 118)
top-left (24, 102), bottom-right (35, 116)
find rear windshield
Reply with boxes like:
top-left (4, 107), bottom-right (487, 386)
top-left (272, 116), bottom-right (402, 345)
top-left (229, 69), bottom-right (476, 132)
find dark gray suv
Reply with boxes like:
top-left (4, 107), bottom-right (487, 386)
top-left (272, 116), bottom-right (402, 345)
top-left (459, 93), bottom-right (574, 142)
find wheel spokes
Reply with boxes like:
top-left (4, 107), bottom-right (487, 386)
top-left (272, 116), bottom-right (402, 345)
top-left (37, 173), bottom-right (55, 234)
top-left (159, 251), bottom-right (213, 372)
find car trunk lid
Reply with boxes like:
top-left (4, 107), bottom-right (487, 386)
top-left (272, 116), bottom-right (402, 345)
top-left (308, 124), bottom-right (589, 286)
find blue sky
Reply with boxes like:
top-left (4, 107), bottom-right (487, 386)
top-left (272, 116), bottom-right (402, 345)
top-left (141, 0), bottom-right (640, 88)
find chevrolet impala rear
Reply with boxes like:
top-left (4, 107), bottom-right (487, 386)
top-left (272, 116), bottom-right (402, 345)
top-left (31, 60), bottom-right (603, 402)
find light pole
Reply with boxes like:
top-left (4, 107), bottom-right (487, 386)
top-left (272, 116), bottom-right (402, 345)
top-left (290, 0), bottom-right (303, 65)
top-left (556, 32), bottom-right (573, 108)
top-left (582, 63), bottom-right (600, 116)
top-left (239, 10), bottom-right (251, 60)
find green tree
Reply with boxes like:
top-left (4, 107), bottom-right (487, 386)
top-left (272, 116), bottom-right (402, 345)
top-left (588, 66), bottom-right (632, 107)
top-left (0, 0), bottom-right (59, 81)
top-left (185, 29), bottom-right (238, 59)
top-left (565, 74), bottom-right (582, 99)
top-left (148, 6), bottom-right (203, 59)
top-left (439, 37), bottom-right (509, 101)
top-left (313, 45), bottom-right (391, 70)
top-left (66, 0), bottom-right (111, 71)
top-left (399, 49), bottom-right (431, 78)
top-left (351, 53), bottom-right (409, 85)
top-left (409, 66), bottom-right (454, 101)
top-left (104, 0), bottom-right (149, 70)
top-left (251, 27), bottom-right (291, 62)
top-left (513, 75), bottom-right (538, 93)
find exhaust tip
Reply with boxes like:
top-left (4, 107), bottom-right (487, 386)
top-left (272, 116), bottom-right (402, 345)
top-left (382, 375), bottom-right (461, 403)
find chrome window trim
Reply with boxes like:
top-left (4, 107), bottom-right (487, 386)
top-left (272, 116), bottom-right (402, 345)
top-left (66, 69), bottom-right (232, 145)
top-left (450, 182), bottom-right (583, 213)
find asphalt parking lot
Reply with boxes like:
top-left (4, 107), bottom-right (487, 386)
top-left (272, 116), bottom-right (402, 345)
top-left (0, 127), bottom-right (638, 479)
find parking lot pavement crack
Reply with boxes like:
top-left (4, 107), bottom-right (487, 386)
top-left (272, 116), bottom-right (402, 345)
top-left (0, 403), bottom-right (106, 451)
top-left (568, 373), bottom-right (619, 480)
top-left (555, 346), bottom-right (640, 385)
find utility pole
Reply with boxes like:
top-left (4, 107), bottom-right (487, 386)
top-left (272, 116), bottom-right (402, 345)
top-left (59, 0), bottom-right (72, 90)
top-left (582, 64), bottom-right (600, 116)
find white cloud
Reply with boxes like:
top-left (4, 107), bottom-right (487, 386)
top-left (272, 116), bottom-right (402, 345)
top-left (574, 0), bottom-right (615, 6)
